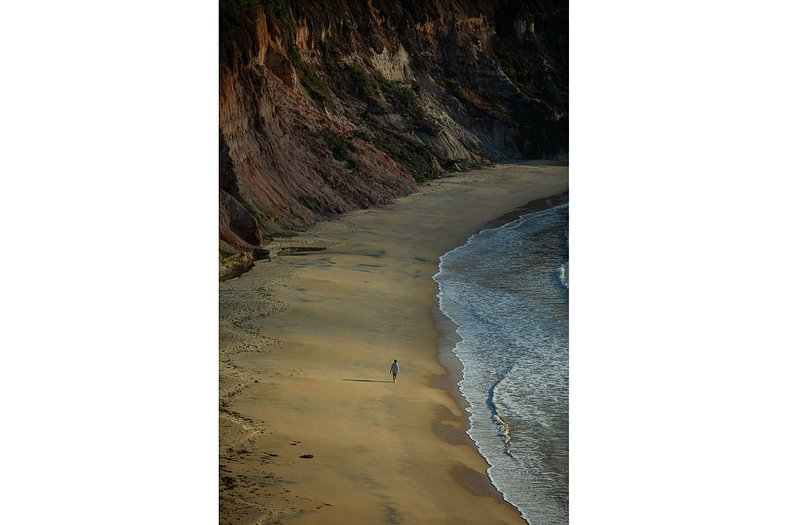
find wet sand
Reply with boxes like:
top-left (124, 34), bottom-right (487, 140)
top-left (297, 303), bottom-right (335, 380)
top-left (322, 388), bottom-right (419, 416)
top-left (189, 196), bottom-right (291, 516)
top-left (219, 163), bottom-right (568, 524)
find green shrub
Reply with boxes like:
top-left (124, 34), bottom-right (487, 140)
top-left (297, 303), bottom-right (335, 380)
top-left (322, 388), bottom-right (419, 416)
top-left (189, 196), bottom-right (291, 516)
top-left (383, 80), bottom-right (418, 108)
top-left (288, 44), bottom-right (328, 101)
top-left (348, 64), bottom-right (376, 99)
top-left (320, 34), bottom-right (343, 83)
top-left (262, 0), bottom-right (287, 20)
top-left (353, 129), bottom-right (373, 142)
top-left (345, 158), bottom-right (360, 171)
top-left (445, 78), bottom-right (474, 107)
top-left (241, 201), bottom-right (268, 225)
top-left (373, 133), bottom-right (443, 183)
top-left (324, 129), bottom-right (360, 170)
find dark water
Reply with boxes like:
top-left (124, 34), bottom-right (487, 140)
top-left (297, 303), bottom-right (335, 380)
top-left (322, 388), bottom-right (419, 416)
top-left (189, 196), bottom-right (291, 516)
top-left (434, 204), bottom-right (568, 524)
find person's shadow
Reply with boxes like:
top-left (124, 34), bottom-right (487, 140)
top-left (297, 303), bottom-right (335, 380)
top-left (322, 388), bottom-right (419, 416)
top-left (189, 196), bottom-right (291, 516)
top-left (341, 379), bottom-right (391, 383)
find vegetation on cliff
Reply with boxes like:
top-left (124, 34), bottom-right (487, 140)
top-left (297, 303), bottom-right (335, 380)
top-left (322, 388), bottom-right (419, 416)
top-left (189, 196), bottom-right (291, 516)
top-left (219, 0), bottom-right (567, 258)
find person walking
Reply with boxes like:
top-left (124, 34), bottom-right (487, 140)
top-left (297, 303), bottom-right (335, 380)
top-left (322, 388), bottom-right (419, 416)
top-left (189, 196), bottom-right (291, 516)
top-left (389, 359), bottom-right (400, 383)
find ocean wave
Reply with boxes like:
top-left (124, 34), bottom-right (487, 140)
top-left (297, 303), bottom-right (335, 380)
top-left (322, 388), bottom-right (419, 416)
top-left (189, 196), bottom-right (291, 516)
top-left (488, 368), bottom-right (516, 458)
top-left (558, 261), bottom-right (569, 289)
top-left (433, 202), bottom-right (568, 525)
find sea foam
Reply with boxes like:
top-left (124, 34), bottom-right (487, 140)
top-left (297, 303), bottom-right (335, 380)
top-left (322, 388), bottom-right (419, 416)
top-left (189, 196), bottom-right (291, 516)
top-left (434, 204), bottom-right (568, 525)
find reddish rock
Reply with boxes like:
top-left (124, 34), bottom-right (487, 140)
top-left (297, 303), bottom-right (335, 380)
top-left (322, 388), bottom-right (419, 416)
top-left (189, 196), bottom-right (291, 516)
top-left (219, 0), bottom-right (567, 254)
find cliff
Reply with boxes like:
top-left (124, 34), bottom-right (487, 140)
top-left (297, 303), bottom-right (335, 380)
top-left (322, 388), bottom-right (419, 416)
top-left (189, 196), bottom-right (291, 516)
top-left (219, 0), bottom-right (567, 255)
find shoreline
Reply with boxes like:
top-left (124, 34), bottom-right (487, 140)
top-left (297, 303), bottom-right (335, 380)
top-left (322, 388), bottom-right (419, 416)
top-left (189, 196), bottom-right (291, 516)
top-left (219, 163), bottom-right (568, 524)
top-left (430, 188), bottom-right (570, 447)
top-left (433, 195), bottom-right (569, 523)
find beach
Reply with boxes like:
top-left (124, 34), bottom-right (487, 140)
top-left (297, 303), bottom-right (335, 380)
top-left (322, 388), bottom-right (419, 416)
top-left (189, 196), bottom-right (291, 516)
top-left (219, 163), bottom-right (569, 524)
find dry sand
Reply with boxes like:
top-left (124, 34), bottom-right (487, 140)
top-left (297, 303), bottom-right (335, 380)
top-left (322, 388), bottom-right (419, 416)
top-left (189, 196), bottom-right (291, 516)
top-left (219, 163), bottom-right (568, 524)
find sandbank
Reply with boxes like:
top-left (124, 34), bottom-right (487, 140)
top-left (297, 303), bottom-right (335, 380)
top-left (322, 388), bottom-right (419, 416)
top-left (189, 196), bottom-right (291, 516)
top-left (219, 163), bottom-right (568, 524)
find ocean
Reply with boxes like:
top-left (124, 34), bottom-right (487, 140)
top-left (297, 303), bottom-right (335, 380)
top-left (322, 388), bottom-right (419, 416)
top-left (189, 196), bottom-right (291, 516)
top-left (434, 203), bottom-right (569, 525)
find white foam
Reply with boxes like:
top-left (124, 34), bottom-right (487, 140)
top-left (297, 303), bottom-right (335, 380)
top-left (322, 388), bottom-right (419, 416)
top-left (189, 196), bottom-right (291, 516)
top-left (433, 204), bottom-right (569, 525)
top-left (558, 261), bottom-right (569, 289)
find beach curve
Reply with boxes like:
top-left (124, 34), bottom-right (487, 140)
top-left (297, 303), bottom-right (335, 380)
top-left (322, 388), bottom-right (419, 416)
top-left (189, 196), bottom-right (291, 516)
top-left (219, 162), bottom-right (569, 524)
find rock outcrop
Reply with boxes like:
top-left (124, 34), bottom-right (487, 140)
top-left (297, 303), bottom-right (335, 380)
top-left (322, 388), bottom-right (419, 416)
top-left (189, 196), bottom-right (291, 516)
top-left (219, 0), bottom-right (567, 254)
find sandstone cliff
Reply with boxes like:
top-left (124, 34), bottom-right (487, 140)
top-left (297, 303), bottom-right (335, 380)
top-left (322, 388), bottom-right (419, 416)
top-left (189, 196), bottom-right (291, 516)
top-left (219, 0), bottom-right (567, 255)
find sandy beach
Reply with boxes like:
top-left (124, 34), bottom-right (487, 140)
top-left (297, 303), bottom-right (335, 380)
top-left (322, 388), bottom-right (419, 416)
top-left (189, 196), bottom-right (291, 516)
top-left (219, 163), bottom-right (568, 524)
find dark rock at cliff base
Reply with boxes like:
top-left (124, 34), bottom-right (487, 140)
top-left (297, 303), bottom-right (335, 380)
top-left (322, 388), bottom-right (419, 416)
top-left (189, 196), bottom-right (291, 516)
top-left (251, 247), bottom-right (270, 260)
top-left (278, 246), bottom-right (327, 255)
top-left (220, 190), bottom-right (260, 246)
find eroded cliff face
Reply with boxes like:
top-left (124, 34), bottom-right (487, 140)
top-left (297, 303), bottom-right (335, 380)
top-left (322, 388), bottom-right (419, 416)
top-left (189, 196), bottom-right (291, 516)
top-left (219, 0), bottom-right (567, 254)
